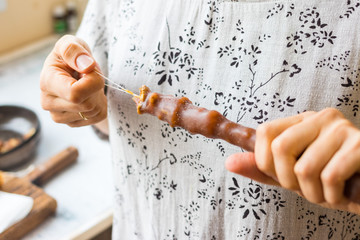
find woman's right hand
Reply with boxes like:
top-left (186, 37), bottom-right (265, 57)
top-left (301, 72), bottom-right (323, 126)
top-left (40, 35), bottom-right (107, 127)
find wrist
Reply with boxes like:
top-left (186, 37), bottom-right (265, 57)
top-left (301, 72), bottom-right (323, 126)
top-left (92, 118), bottom-right (109, 140)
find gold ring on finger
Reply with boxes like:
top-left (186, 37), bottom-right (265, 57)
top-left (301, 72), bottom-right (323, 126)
top-left (78, 112), bottom-right (88, 121)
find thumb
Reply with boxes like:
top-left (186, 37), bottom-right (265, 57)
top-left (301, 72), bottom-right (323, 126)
top-left (55, 35), bottom-right (96, 74)
top-left (225, 152), bottom-right (279, 186)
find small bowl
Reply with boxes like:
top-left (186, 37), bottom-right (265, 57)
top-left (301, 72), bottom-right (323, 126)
top-left (0, 105), bottom-right (41, 170)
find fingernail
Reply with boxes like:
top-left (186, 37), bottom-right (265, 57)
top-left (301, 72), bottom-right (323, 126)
top-left (76, 54), bottom-right (94, 71)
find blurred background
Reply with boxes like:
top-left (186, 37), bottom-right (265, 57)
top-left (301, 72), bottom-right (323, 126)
top-left (0, 0), bottom-right (88, 56)
top-left (0, 1), bottom-right (114, 240)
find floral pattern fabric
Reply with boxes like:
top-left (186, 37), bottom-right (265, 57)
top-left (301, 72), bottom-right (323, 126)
top-left (77, 0), bottom-right (360, 239)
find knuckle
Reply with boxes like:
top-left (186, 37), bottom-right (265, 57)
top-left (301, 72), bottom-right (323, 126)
top-left (63, 34), bottom-right (76, 41)
top-left (62, 42), bottom-right (80, 61)
top-left (93, 76), bottom-right (105, 90)
top-left (294, 163), bottom-right (313, 180)
top-left (56, 35), bottom-right (75, 49)
top-left (39, 70), bottom-right (50, 92)
top-left (50, 112), bottom-right (62, 123)
top-left (39, 81), bottom-right (47, 92)
top-left (40, 96), bottom-right (51, 111)
top-left (59, 34), bottom-right (74, 42)
top-left (271, 137), bottom-right (288, 155)
top-left (39, 73), bottom-right (46, 90)
top-left (77, 38), bottom-right (92, 52)
top-left (41, 104), bottom-right (50, 112)
top-left (68, 89), bottom-right (83, 104)
top-left (84, 75), bottom-right (105, 92)
top-left (332, 119), bottom-right (352, 131)
top-left (319, 108), bottom-right (343, 120)
top-left (320, 170), bottom-right (338, 186)
top-left (257, 123), bottom-right (273, 139)
top-left (81, 101), bottom-right (95, 112)
top-left (56, 35), bottom-right (87, 64)
top-left (327, 119), bottom-right (353, 139)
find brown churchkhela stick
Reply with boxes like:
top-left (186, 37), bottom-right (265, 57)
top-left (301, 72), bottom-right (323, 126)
top-left (133, 85), bottom-right (256, 152)
top-left (132, 85), bottom-right (360, 203)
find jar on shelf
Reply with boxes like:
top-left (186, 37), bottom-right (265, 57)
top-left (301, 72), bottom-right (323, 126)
top-left (52, 5), bottom-right (67, 34)
top-left (66, 1), bottom-right (78, 33)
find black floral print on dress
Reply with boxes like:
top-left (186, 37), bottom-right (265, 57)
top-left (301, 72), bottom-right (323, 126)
top-left (123, 23), bottom-right (147, 76)
top-left (287, 7), bottom-right (337, 55)
top-left (316, 51), bottom-right (360, 117)
top-left (227, 178), bottom-right (286, 220)
top-left (161, 124), bottom-right (193, 147)
top-left (121, 0), bottom-right (135, 20)
top-left (340, 0), bottom-right (360, 19)
top-left (296, 197), bottom-right (360, 239)
top-left (212, 18), bottom-right (301, 125)
top-left (114, 103), bottom-right (180, 200)
top-left (204, 0), bottom-right (224, 35)
top-left (179, 22), bottom-right (210, 50)
top-left (215, 57), bottom-right (301, 124)
top-left (266, 2), bottom-right (295, 19)
top-left (151, 21), bottom-right (199, 86)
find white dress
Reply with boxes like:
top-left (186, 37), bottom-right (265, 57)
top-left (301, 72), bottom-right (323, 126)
top-left (77, 0), bottom-right (360, 239)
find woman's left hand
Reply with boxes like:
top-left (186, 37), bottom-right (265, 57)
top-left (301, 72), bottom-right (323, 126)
top-left (226, 108), bottom-right (360, 214)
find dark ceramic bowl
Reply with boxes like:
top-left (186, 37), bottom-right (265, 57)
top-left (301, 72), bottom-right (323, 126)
top-left (0, 105), bottom-right (41, 170)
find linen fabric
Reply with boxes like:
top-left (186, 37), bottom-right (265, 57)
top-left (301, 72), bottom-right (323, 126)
top-left (78, 0), bottom-right (360, 239)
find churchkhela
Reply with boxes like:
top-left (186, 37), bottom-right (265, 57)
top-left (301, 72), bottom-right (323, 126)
top-left (133, 85), bottom-right (256, 152)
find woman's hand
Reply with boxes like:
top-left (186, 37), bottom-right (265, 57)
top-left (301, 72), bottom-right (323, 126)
top-left (40, 35), bottom-right (107, 127)
top-left (226, 108), bottom-right (360, 214)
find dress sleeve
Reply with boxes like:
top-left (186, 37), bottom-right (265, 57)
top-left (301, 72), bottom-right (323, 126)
top-left (76, 0), bottom-right (112, 75)
top-left (76, 0), bottom-right (114, 140)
